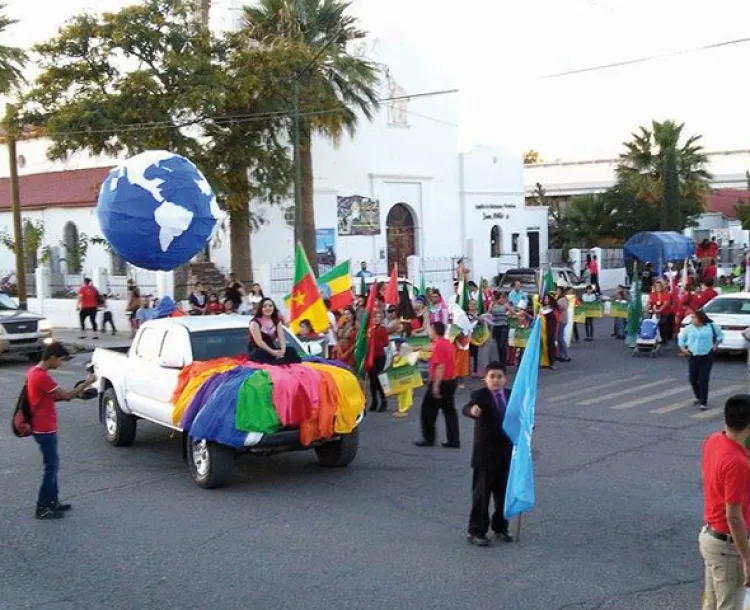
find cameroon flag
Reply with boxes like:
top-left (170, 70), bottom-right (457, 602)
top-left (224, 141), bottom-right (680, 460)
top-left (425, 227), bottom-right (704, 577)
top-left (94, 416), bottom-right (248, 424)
top-left (318, 261), bottom-right (353, 311)
top-left (289, 242), bottom-right (329, 335)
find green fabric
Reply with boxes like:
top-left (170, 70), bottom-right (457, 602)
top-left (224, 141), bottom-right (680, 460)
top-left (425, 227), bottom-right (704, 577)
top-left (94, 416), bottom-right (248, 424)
top-left (476, 277), bottom-right (485, 315)
top-left (235, 371), bottom-right (282, 434)
top-left (460, 275), bottom-right (471, 312)
top-left (542, 269), bottom-right (555, 297)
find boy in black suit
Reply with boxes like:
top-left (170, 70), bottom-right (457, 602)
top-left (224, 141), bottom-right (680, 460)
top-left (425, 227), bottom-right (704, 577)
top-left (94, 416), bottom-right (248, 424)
top-left (462, 361), bottom-right (514, 547)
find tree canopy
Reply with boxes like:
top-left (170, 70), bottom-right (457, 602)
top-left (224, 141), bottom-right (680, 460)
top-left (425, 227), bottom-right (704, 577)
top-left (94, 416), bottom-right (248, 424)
top-left (0, 4), bottom-right (27, 95)
top-left (25, 0), bottom-right (300, 283)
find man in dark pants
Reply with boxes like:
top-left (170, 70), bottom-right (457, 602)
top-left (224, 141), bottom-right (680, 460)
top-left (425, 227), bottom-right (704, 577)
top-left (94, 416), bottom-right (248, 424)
top-left (462, 361), bottom-right (514, 546)
top-left (415, 321), bottom-right (460, 448)
top-left (26, 342), bottom-right (97, 519)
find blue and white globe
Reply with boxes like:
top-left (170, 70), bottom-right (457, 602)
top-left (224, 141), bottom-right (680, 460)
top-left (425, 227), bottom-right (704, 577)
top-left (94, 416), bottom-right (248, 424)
top-left (97, 151), bottom-right (221, 271)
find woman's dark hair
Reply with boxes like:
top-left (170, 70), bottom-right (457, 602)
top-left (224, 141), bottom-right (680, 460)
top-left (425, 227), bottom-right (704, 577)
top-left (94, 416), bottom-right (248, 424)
top-left (254, 297), bottom-right (280, 326)
top-left (251, 283), bottom-right (264, 296)
top-left (432, 321), bottom-right (446, 336)
top-left (694, 310), bottom-right (711, 326)
top-left (299, 319), bottom-right (314, 332)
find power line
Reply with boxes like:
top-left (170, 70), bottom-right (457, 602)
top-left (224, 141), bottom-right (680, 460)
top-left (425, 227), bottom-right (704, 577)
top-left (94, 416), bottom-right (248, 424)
top-left (541, 36), bottom-right (750, 79)
top-left (37, 88), bottom-right (459, 138)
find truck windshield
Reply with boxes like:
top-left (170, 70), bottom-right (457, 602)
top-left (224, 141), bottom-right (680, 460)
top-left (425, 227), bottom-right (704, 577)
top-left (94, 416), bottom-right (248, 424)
top-left (190, 328), bottom-right (303, 362)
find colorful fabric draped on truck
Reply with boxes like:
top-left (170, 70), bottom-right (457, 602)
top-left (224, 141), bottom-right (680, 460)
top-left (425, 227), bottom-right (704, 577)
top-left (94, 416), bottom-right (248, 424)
top-left (171, 358), bottom-right (364, 449)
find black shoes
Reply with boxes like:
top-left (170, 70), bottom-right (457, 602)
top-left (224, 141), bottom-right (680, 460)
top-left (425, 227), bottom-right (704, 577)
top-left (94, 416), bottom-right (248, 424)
top-left (35, 506), bottom-right (64, 520)
top-left (51, 500), bottom-right (72, 512)
top-left (494, 530), bottom-right (514, 543)
top-left (414, 440), bottom-right (434, 447)
top-left (441, 442), bottom-right (460, 449)
top-left (467, 534), bottom-right (490, 547)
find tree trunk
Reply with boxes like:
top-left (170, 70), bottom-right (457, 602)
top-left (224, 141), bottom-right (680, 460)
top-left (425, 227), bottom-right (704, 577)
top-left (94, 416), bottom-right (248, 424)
top-left (200, 0), bottom-right (211, 25)
top-left (299, 124), bottom-right (318, 275)
top-left (229, 207), bottom-right (253, 287)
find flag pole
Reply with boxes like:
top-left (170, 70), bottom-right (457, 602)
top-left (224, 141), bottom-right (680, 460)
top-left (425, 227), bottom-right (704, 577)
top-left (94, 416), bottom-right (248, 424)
top-left (515, 513), bottom-right (523, 542)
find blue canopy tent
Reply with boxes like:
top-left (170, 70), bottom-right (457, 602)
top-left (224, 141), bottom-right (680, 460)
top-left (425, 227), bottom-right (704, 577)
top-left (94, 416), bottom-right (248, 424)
top-left (624, 231), bottom-right (695, 275)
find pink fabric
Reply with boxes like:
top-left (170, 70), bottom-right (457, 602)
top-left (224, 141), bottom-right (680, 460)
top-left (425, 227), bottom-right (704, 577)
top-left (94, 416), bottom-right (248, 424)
top-left (244, 363), bottom-right (315, 426)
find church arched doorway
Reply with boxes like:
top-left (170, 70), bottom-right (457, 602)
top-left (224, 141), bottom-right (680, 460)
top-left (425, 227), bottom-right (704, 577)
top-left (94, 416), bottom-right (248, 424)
top-left (386, 203), bottom-right (416, 274)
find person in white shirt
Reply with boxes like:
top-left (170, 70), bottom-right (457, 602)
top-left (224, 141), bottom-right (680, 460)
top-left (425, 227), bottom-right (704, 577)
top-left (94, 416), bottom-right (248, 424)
top-left (324, 300), bottom-right (338, 358)
top-left (581, 285), bottom-right (598, 341)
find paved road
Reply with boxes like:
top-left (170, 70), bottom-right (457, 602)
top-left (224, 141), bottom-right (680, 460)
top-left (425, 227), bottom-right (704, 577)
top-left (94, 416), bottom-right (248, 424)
top-left (0, 321), bottom-right (746, 610)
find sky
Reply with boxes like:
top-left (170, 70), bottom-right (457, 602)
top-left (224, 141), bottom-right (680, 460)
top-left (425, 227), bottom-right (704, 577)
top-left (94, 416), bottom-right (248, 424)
top-left (4, 0), bottom-right (750, 161)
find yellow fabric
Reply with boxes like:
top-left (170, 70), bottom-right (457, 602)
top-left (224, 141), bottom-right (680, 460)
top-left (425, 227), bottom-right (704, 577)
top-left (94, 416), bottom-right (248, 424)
top-left (540, 315), bottom-right (550, 368)
top-left (171, 364), bottom-right (238, 425)
top-left (396, 391), bottom-right (413, 414)
top-left (305, 362), bottom-right (364, 434)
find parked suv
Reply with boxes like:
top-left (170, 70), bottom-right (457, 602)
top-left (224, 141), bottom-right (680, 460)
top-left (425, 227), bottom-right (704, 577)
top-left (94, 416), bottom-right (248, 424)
top-left (0, 292), bottom-right (53, 361)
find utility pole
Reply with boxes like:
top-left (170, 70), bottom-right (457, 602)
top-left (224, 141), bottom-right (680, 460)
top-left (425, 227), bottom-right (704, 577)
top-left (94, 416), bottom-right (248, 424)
top-left (5, 104), bottom-right (27, 309)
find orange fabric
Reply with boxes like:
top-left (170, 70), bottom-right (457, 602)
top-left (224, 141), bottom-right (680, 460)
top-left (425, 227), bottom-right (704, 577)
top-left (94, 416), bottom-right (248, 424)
top-left (454, 347), bottom-right (470, 377)
top-left (299, 367), bottom-right (339, 446)
top-left (171, 357), bottom-right (244, 405)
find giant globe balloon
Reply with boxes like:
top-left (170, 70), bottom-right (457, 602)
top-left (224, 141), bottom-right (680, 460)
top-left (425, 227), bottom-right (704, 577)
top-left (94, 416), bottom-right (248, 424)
top-left (96, 150), bottom-right (221, 271)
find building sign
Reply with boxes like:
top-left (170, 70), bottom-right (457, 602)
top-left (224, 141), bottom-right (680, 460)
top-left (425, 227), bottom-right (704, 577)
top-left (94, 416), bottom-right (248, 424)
top-left (316, 228), bottom-right (336, 267)
top-left (475, 203), bottom-right (518, 210)
top-left (337, 195), bottom-right (381, 236)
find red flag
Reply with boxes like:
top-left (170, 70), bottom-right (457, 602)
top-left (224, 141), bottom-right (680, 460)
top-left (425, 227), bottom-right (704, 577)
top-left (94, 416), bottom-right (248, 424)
top-left (355, 282), bottom-right (380, 376)
top-left (384, 264), bottom-right (399, 306)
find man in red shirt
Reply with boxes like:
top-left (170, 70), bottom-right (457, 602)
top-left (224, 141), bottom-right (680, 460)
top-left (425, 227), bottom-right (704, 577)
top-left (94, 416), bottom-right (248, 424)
top-left (703, 259), bottom-right (718, 283)
top-left (366, 310), bottom-right (390, 412)
top-left (77, 277), bottom-right (100, 340)
top-left (698, 278), bottom-right (719, 309)
top-left (27, 342), bottom-right (96, 520)
top-left (415, 321), bottom-right (460, 448)
top-left (700, 395), bottom-right (750, 608)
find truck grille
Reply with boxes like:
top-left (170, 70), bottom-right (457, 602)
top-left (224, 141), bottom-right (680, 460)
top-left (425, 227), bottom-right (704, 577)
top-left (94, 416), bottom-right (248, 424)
top-left (2, 320), bottom-right (38, 334)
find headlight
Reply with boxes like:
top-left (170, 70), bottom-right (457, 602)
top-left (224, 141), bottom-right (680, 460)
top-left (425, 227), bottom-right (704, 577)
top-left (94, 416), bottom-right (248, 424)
top-left (38, 319), bottom-right (52, 332)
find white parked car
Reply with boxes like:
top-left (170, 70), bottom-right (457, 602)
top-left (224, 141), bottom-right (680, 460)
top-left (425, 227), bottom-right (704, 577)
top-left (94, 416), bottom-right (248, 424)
top-left (681, 293), bottom-right (750, 352)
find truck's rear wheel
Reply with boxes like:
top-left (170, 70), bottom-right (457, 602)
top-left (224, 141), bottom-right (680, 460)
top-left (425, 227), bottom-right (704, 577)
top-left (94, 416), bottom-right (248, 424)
top-left (102, 388), bottom-right (137, 447)
top-left (188, 438), bottom-right (235, 489)
top-left (315, 428), bottom-right (359, 467)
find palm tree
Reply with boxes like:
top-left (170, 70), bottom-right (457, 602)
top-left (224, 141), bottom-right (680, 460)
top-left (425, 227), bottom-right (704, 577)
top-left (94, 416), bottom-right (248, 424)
top-left (244, 0), bottom-right (379, 273)
top-left (0, 4), bottom-right (27, 95)
top-left (616, 120), bottom-right (712, 231)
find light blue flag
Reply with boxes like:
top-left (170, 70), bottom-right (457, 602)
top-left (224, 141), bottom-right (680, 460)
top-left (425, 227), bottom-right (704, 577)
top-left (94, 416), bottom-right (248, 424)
top-left (503, 316), bottom-right (541, 519)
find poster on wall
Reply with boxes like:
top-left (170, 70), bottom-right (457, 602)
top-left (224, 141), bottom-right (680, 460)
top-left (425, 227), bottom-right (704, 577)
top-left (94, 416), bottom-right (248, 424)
top-left (337, 195), bottom-right (381, 236)
top-left (316, 228), bottom-right (336, 270)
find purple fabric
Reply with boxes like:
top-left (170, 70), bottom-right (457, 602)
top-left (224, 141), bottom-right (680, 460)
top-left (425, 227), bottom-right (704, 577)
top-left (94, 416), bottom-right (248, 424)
top-left (302, 355), bottom-right (353, 373)
top-left (180, 368), bottom-right (245, 431)
top-left (189, 367), bottom-right (258, 448)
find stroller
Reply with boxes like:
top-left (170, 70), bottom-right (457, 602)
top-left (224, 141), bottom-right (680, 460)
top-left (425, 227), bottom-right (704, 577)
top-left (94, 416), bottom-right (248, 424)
top-left (633, 316), bottom-right (662, 357)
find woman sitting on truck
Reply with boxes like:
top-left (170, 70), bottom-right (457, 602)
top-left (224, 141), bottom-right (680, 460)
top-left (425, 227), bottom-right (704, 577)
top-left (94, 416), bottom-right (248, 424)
top-left (248, 298), bottom-right (302, 364)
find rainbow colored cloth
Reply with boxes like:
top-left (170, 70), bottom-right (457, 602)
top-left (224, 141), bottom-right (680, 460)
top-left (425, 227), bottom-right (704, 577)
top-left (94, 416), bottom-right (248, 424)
top-left (171, 357), bottom-right (364, 448)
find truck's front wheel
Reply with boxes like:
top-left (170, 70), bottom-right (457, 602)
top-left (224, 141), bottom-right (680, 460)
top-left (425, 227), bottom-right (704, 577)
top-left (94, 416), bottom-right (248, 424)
top-left (188, 438), bottom-right (235, 489)
top-left (102, 388), bottom-right (137, 447)
top-left (315, 428), bottom-right (359, 467)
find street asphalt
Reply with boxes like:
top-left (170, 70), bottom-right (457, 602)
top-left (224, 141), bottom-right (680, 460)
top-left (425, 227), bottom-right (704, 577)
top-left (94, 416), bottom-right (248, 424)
top-left (0, 318), bottom-right (747, 610)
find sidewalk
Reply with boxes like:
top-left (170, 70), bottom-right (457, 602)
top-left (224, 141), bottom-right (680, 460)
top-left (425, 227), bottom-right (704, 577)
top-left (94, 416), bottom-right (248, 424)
top-left (51, 329), bottom-right (132, 354)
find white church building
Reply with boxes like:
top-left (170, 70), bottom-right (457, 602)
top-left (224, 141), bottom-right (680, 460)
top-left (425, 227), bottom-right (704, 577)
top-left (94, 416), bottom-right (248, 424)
top-left (0, 33), bottom-right (547, 320)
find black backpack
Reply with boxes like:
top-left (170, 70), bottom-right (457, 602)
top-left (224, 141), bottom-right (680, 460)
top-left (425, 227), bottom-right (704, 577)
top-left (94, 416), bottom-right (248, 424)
top-left (11, 385), bottom-right (33, 438)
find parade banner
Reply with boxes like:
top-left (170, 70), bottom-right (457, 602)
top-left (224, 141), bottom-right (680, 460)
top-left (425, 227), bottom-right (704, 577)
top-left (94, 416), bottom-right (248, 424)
top-left (721, 284), bottom-right (742, 294)
top-left (573, 306), bottom-right (586, 324)
top-left (606, 301), bottom-right (629, 319)
top-left (405, 335), bottom-right (432, 360)
top-left (378, 365), bottom-right (424, 397)
top-left (578, 300), bottom-right (603, 319)
top-left (509, 326), bottom-right (531, 348)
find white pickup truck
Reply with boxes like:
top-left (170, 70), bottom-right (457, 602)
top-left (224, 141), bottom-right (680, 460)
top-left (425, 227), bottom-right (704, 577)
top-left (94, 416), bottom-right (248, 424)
top-left (91, 316), bottom-right (362, 488)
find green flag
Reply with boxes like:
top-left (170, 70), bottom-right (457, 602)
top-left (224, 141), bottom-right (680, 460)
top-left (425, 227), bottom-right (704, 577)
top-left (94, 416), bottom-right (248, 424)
top-left (626, 263), bottom-right (643, 347)
top-left (476, 278), bottom-right (485, 315)
top-left (359, 274), bottom-right (366, 298)
top-left (460, 274), bottom-right (471, 312)
top-left (419, 274), bottom-right (426, 296)
top-left (542, 268), bottom-right (555, 298)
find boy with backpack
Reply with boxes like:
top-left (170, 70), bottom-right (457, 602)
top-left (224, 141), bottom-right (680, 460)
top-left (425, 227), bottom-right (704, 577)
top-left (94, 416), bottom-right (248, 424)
top-left (22, 342), bottom-right (97, 519)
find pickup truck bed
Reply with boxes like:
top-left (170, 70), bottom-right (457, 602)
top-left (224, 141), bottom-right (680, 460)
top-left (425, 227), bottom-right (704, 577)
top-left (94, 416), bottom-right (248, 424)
top-left (92, 316), bottom-right (363, 488)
